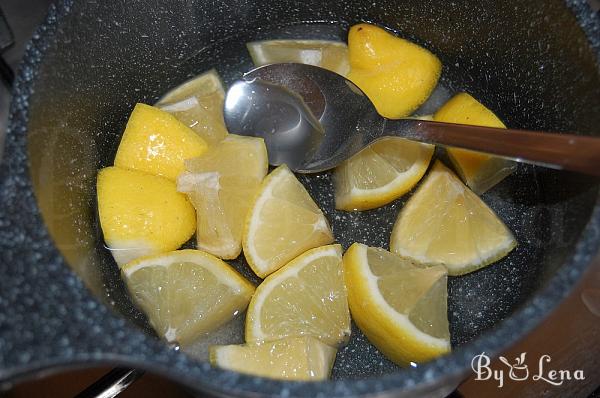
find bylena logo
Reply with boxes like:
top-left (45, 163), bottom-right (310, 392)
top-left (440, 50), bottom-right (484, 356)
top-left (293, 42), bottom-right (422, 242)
top-left (471, 352), bottom-right (585, 388)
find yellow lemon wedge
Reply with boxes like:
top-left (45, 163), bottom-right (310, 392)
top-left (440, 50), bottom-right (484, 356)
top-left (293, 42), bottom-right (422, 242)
top-left (97, 167), bottom-right (196, 266)
top-left (114, 103), bottom-right (208, 180)
top-left (242, 165), bottom-right (334, 278)
top-left (343, 243), bottom-right (450, 365)
top-left (177, 135), bottom-right (268, 259)
top-left (156, 69), bottom-right (228, 146)
top-left (122, 249), bottom-right (254, 346)
top-left (434, 93), bottom-right (516, 194)
top-left (390, 161), bottom-right (516, 275)
top-left (210, 336), bottom-right (337, 381)
top-left (347, 23), bottom-right (442, 118)
top-left (245, 244), bottom-right (350, 347)
top-left (334, 138), bottom-right (434, 211)
top-left (247, 39), bottom-right (350, 76)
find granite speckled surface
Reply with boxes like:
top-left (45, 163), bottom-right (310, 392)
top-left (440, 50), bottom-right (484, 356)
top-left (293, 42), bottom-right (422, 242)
top-left (0, 0), bottom-right (599, 397)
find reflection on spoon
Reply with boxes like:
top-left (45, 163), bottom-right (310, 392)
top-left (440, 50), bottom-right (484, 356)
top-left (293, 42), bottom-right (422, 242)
top-left (224, 79), bottom-right (324, 169)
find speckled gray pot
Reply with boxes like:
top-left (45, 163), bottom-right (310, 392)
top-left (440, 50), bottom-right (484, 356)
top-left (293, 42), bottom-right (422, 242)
top-left (1, 0), bottom-right (599, 397)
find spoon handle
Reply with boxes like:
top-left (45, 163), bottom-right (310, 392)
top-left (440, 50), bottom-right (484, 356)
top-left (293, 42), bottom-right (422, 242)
top-left (386, 119), bottom-right (600, 176)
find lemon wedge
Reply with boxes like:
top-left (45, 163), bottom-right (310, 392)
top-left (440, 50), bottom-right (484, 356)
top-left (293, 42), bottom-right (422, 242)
top-left (177, 135), bottom-right (268, 259)
top-left (347, 23), bottom-right (441, 118)
top-left (114, 103), bottom-right (208, 180)
top-left (390, 161), bottom-right (516, 275)
top-left (247, 39), bottom-right (350, 76)
top-left (242, 165), bottom-right (334, 278)
top-left (156, 69), bottom-right (228, 146)
top-left (343, 243), bottom-right (450, 365)
top-left (97, 167), bottom-right (196, 266)
top-left (334, 138), bottom-right (434, 211)
top-left (434, 93), bottom-right (516, 194)
top-left (210, 336), bottom-right (337, 381)
top-left (245, 244), bottom-right (350, 347)
top-left (122, 249), bottom-right (254, 346)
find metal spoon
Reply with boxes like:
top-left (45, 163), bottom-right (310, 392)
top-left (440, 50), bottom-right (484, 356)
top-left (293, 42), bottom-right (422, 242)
top-left (224, 63), bottom-right (600, 176)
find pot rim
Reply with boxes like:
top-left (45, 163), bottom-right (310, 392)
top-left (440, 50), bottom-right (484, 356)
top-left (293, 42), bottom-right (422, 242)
top-left (2, 0), bottom-right (599, 396)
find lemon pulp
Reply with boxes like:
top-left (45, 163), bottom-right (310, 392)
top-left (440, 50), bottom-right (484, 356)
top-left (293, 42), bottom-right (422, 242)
top-left (178, 135), bottom-right (268, 259)
top-left (390, 161), bottom-right (516, 275)
top-left (122, 250), bottom-right (254, 346)
top-left (242, 165), bottom-right (334, 278)
top-left (245, 244), bottom-right (351, 347)
top-left (247, 39), bottom-right (350, 76)
top-left (334, 137), bottom-right (434, 211)
top-left (210, 336), bottom-right (336, 381)
top-left (343, 243), bottom-right (450, 365)
top-left (157, 69), bottom-right (228, 146)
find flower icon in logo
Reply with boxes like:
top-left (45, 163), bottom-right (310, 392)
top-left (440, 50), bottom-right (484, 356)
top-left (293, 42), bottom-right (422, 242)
top-left (499, 352), bottom-right (529, 381)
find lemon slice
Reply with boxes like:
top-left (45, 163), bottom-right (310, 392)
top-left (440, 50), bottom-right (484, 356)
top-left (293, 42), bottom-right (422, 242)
top-left (434, 93), bottom-right (516, 194)
top-left (390, 161), bottom-right (516, 275)
top-left (247, 40), bottom-right (350, 76)
top-left (242, 165), bottom-right (334, 278)
top-left (156, 69), bottom-right (228, 146)
top-left (210, 336), bottom-right (337, 381)
top-left (97, 167), bottom-right (196, 266)
top-left (347, 23), bottom-right (441, 118)
top-left (177, 135), bottom-right (268, 259)
top-left (334, 138), bottom-right (434, 211)
top-left (245, 244), bottom-right (350, 347)
top-left (114, 103), bottom-right (208, 180)
top-left (159, 69), bottom-right (224, 103)
top-left (343, 243), bottom-right (450, 365)
top-left (122, 249), bottom-right (254, 346)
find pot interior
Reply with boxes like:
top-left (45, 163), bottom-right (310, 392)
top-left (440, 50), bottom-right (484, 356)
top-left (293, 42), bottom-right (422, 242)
top-left (24, 0), bottom-right (600, 381)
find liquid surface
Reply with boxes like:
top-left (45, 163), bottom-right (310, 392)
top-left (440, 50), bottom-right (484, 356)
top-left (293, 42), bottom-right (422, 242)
top-left (110, 22), bottom-right (548, 380)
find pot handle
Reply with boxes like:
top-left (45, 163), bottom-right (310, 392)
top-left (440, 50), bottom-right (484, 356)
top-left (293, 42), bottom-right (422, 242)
top-left (74, 368), bottom-right (145, 398)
